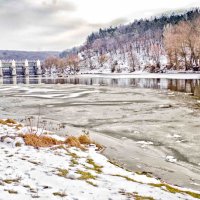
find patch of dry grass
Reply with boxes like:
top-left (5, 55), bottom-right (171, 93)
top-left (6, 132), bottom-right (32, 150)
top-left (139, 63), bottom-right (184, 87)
top-left (68, 152), bottom-right (79, 159)
top-left (0, 119), bottom-right (6, 125)
top-left (149, 183), bottom-right (200, 199)
top-left (53, 191), bottom-right (67, 197)
top-left (65, 135), bottom-right (103, 150)
top-left (71, 158), bottom-right (78, 165)
top-left (65, 136), bottom-right (85, 149)
top-left (15, 124), bottom-right (23, 130)
top-left (0, 118), bottom-right (23, 130)
top-left (134, 194), bottom-right (154, 200)
top-left (78, 135), bottom-right (92, 145)
top-left (77, 170), bottom-right (96, 180)
top-left (0, 119), bottom-right (17, 126)
top-left (86, 158), bottom-right (103, 173)
top-left (0, 136), bottom-right (16, 143)
top-left (21, 134), bottom-right (63, 148)
top-left (3, 178), bottom-right (21, 184)
top-left (4, 189), bottom-right (18, 194)
top-left (78, 135), bottom-right (103, 150)
top-left (21, 134), bottom-right (93, 149)
top-left (18, 130), bottom-right (102, 151)
top-left (15, 142), bottom-right (22, 147)
top-left (136, 171), bottom-right (153, 178)
top-left (86, 180), bottom-right (98, 187)
top-left (28, 160), bottom-right (41, 165)
top-left (57, 168), bottom-right (69, 177)
top-left (5, 119), bottom-right (17, 124)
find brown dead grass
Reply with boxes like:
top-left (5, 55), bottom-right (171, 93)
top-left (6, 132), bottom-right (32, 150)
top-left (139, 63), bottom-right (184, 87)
top-left (0, 119), bottom-right (6, 125)
top-left (20, 133), bottom-right (102, 150)
top-left (15, 124), bottom-right (23, 130)
top-left (94, 142), bottom-right (103, 151)
top-left (78, 135), bottom-right (92, 145)
top-left (0, 119), bottom-right (17, 126)
top-left (66, 135), bottom-right (103, 150)
top-left (65, 136), bottom-right (85, 150)
top-left (0, 119), bottom-right (20, 128)
top-left (78, 135), bottom-right (103, 150)
top-left (5, 119), bottom-right (17, 124)
top-left (21, 134), bottom-right (63, 148)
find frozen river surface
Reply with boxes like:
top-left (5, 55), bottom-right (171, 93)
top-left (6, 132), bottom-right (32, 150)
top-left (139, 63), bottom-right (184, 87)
top-left (0, 76), bottom-right (200, 190)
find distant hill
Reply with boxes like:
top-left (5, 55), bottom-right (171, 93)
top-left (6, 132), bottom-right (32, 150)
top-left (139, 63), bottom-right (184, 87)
top-left (0, 50), bottom-right (60, 61)
top-left (59, 8), bottom-right (200, 73)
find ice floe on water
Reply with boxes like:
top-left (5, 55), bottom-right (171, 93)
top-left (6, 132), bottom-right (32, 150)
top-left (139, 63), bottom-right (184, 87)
top-left (165, 156), bottom-right (177, 163)
top-left (136, 141), bottom-right (154, 145)
top-left (167, 134), bottom-right (182, 138)
top-left (0, 119), bottom-right (200, 199)
top-left (1, 85), bottom-right (100, 100)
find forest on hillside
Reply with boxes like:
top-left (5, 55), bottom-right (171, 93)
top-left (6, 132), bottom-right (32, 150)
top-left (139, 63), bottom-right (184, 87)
top-left (45, 9), bottom-right (200, 74)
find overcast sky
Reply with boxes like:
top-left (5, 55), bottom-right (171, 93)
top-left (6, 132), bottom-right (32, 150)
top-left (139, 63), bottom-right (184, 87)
top-left (0, 0), bottom-right (199, 51)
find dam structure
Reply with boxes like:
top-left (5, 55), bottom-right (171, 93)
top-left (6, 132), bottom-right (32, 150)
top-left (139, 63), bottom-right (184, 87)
top-left (0, 60), bottom-right (42, 77)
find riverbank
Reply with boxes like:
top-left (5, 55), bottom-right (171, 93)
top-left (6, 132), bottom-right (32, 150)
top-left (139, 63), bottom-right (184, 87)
top-left (42, 72), bottom-right (200, 80)
top-left (0, 119), bottom-right (200, 200)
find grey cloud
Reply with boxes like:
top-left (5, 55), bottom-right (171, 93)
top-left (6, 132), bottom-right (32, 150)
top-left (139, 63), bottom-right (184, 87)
top-left (3, 0), bottom-right (195, 51)
top-left (0, 0), bottom-right (140, 51)
top-left (108, 18), bottom-right (128, 26)
top-left (41, 0), bottom-right (76, 12)
top-left (0, 0), bottom-right (76, 21)
top-left (0, 0), bottom-right (78, 31)
top-left (0, 0), bottom-right (92, 51)
top-left (35, 19), bottom-right (88, 36)
top-left (88, 17), bottom-right (128, 30)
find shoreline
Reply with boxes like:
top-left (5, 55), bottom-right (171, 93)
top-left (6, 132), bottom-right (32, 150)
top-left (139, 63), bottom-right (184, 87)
top-left (72, 72), bottom-right (200, 80)
top-left (89, 130), bottom-right (200, 191)
top-left (1, 72), bottom-right (200, 80)
top-left (38, 72), bottom-right (200, 80)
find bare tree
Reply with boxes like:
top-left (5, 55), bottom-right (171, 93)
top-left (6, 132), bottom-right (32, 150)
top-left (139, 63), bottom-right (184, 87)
top-left (164, 17), bottom-right (200, 71)
top-left (98, 54), bottom-right (108, 67)
top-left (127, 44), bottom-right (138, 72)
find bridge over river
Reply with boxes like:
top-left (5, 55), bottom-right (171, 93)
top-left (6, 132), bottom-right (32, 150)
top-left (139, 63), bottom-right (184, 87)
top-left (0, 60), bottom-right (42, 77)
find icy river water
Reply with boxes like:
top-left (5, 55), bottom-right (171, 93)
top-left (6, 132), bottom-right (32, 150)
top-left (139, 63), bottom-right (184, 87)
top-left (0, 74), bottom-right (200, 191)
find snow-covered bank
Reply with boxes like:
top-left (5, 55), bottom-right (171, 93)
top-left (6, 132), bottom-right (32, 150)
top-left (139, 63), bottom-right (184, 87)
top-left (42, 71), bottom-right (200, 80)
top-left (0, 119), bottom-right (200, 200)
top-left (76, 72), bottom-right (200, 80)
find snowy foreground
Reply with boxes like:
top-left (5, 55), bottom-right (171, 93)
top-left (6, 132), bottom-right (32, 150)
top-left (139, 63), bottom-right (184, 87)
top-left (0, 120), bottom-right (200, 200)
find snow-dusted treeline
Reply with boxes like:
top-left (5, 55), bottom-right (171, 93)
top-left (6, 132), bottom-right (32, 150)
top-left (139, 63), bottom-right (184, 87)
top-left (44, 9), bottom-right (200, 74)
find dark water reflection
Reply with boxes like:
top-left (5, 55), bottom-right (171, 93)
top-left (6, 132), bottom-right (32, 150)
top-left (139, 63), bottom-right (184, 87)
top-left (1, 76), bottom-right (200, 95)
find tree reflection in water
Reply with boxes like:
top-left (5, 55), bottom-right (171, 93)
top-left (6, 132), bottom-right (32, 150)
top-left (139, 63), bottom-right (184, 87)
top-left (1, 76), bottom-right (200, 96)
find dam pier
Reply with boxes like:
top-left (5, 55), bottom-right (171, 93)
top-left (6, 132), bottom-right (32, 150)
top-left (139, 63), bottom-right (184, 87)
top-left (0, 60), bottom-right (41, 77)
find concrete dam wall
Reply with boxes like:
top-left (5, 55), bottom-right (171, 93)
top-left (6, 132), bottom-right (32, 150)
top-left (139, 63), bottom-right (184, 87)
top-left (0, 60), bottom-right (41, 76)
